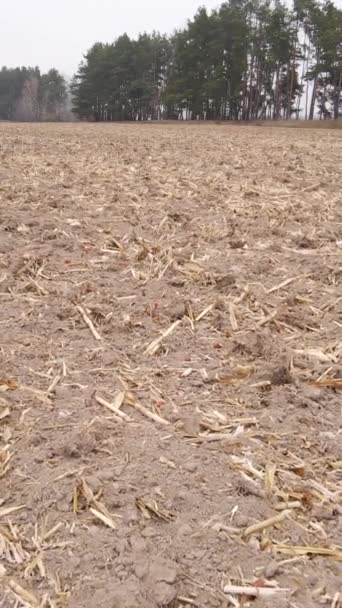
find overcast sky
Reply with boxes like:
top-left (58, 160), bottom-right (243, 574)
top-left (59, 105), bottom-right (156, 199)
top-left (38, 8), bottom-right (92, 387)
top-left (2, 0), bottom-right (341, 78)
top-left (1, 0), bottom-right (221, 77)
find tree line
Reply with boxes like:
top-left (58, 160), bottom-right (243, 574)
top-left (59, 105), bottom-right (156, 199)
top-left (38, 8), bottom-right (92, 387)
top-left (1, 0), bottom-right (341, 122)
top-left (0, 67), bottom-right (69, 121)
top-left (72, 0), bottom-right (342, 121)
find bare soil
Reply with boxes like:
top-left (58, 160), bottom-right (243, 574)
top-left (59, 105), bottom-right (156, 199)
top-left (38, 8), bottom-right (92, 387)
top-left (0, 123), bottom-right (341, 608)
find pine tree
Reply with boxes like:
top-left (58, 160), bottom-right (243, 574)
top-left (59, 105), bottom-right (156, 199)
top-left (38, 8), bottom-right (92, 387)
top-left (2, 0), bottom-right (339, 123)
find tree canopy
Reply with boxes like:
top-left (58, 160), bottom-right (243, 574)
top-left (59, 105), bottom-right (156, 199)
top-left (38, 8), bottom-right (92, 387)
top-left (1, 0), bottom-right (341, 121)
top-left (71, 0), bottom-right (342, 121)
top-left (0, 67), bottom-right (68, 121)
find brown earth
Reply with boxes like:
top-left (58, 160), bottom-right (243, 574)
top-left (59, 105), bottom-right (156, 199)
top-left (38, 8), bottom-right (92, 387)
top-left (0, 122), bottom-right (341, 608)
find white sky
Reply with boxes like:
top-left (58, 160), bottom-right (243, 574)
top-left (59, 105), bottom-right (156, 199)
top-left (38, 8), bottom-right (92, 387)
top-left (2, 0), bottom-right (341, 78)
top-left (1, 0), bottom-right (220, 77)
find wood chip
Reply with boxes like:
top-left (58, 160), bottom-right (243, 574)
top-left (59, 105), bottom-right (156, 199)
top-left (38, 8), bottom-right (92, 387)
top-left (229, 302), bottom-right (238, 331)
top-left (125, 392), bottom-right (169, 425)
top-left (308, 378), bottom-right (342, 388)
top-left (47, 374), bottom-right (61, 395)
top-left (144, 320), bottom-right (181, 355)
top-left (273, 544), bottom-right (342, 560)
top-left (76, 305), bottom-right (102, 341)
top-left (256, 310), bottom-right (278, 327)
top-left (159, 456), bottom-right (177, 469)
top-left (267, 274), bottom-right (309, 294)
top-left (223, 584), bottom-right (290, 598)
top-left (0, 505), bottom-right (26, 518)
top-left (136, 497), bottom-right (175, 521)
top-left (89, 507), bottom-right (117, 530)
top-left (8, 579), bottom-right (40, 607)
top-left (195, 303), bottom-right (215, 322)
top-left (95, 393), bottom-right (132, 421)
top-left (242, 510), bottom-right (290, 539)
top-left (42, 522), bottom-right (64, 542)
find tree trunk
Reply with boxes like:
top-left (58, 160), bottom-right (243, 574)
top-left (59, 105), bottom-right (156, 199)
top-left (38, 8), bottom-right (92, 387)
top-left (304, 40), bottom-right (311, 120)
top-left (273, 66), bottom-right (280, 119)
top-left (247, 53), bottom-right (255, 120)
top-left (333, 70), bottom-right (342, 120)
top-left (309, 73), bottom-right (318, 119)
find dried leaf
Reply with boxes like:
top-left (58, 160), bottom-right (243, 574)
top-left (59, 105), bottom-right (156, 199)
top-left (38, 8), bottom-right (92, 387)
top-left (89, 507), bottom-right (117, 530)
top-left (136, 497), bottom-right (175, 522)
top-left (0, 378), bottom-right (17, 391)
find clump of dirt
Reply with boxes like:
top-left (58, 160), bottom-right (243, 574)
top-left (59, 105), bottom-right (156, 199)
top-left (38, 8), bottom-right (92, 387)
top-left (269, 364), bottom-right (293, 385)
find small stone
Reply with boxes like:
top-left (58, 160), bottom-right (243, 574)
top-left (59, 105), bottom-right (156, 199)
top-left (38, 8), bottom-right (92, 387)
top-left (327, 562), bottom-right (341, 576)
top-left (230, 238), bottom-right (246, 249)
top-left (149, 561), bottom-right (178, 584)
top-left (88, 525), bottom-right (101, 537)
top-left (170, 303), bottom-right (186, 320)
top-left (178, 415), bottom-right (201, 436)
top-left (234, 514), bottom-right (250, 528)
top-left (183, 461), bottom-right (197, 473)
top-left (110, 497), bottom-right (124, 509)
top-left (124, 506), bottom-right (139, 524)
top-left (68, 556), bottom-right (82, 569)
top-left (311, 506), bottom-right (336, 520)
top-left (319, 431), bottom-right (335, 441)
top-left (102, 351), bottom-right (116, 366)
top-left (217, 531), bottom-right (228, 541)
top-left (173, 490), bottom-right (188, 503)
top-left (301, 385), bottom-right (323, 401)
top-left (84, 475), bottom-right (102, 494)
top-left (116, 528), bottom-right (129, 540)
top-left (215, 273), bottom-right (236, 290)
top-left (248, 537), bottom-right (260, 551)
top-left (98, 469), bottom-right (115, 482)
top-left (270, 365), bottom-right (292, 386)
top-left (177, 523), bottom-right (192, 537)
top-left (56, 499), bottom-right (71, 513)
top-left (189, 549), bottom-right (206, 560)
top-left (111, 482), bottom-right (121, 493)
top-left (152, 582), bottom-right (177, 607)
top-left (63, 445), bottom-right (81, 459)
top-left (113, 465), bottom-right (126, 477)
top-left (54, 386), bottom-right (69, 399)
top-left (134, 562), bottom-right (148, 580)
top-left (130, 536), bottom-right (147, 553)
top-left (264, 561), bottom-right (280, 578)
top-left (217, 561), bottom-right (230, 572)
top-left (169, 278), bottom-right (185, 288)
top-left (141, 526), bottom-right (157, 538)
top-left (117, 569), bottom-right (127, 580)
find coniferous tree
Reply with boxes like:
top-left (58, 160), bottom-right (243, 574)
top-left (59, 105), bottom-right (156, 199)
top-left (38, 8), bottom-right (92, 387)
top-left (0, 66), bottom-right (68, 121)
top-left (1, 0), bottom-right (341, 122)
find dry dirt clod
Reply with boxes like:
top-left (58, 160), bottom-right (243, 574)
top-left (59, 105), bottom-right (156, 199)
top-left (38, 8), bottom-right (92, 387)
top-left (170, 302), bottom-right (186, 321)
top-left (270, 365), bottom-right (293, 386)
top-left (215, 273), bottom-right (236, 290)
